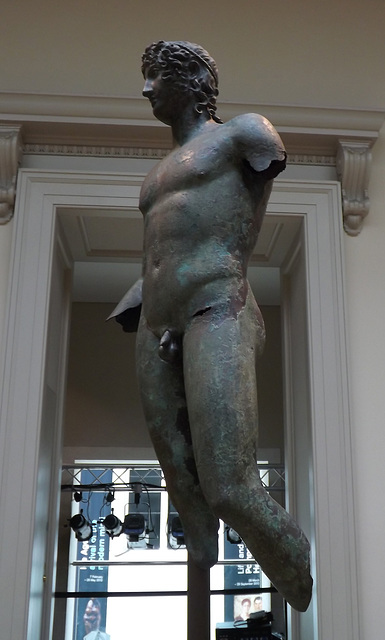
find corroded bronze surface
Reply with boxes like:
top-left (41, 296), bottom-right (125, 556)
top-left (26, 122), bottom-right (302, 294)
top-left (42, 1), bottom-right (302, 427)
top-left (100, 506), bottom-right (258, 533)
top-left (111, 41), bottom-right (312, 611)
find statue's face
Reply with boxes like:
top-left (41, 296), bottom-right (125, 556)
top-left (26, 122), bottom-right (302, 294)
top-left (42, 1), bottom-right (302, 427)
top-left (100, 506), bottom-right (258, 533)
top-left (142, 65), bottom-right (190, 126)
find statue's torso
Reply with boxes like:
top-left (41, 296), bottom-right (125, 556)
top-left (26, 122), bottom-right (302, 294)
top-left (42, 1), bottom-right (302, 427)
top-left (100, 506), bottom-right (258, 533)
top-left (139, 116), bottom-right (277, 335)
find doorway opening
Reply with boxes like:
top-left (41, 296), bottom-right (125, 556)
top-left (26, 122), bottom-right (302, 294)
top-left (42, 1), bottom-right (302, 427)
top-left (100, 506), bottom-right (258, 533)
top-left (0, 170), bottom-right (357, 640)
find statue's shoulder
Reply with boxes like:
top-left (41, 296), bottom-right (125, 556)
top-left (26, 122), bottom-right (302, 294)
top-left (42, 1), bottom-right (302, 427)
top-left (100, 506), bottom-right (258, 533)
top-left (227, 113), bottom-right (287, 178)
top-left (228, 112), bottom-right (281, 141)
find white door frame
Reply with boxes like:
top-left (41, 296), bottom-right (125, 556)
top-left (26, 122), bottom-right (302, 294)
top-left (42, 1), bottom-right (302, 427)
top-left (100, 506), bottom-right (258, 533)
top-left (0, 170), bottom-right (358, 640)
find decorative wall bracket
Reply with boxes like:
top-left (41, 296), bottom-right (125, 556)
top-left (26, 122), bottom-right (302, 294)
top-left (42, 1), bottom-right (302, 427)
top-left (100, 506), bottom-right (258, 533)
top-left (0, 125), bottom-right (23, 224)
top-left (336, 138), bottom-right (373, 236)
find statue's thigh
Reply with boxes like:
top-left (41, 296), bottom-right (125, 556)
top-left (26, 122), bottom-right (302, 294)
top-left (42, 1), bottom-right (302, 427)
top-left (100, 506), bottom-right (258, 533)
top-left (183, 304), bottom-right (260, 477)
top-left (136, 316), bottom-right (187, 440)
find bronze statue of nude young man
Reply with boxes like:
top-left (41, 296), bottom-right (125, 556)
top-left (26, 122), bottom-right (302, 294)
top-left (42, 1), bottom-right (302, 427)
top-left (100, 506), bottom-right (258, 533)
top-left (111, 40), bottom-right (312, 611)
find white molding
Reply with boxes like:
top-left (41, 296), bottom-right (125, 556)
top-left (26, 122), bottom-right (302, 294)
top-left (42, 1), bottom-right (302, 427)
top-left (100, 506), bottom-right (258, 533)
top-left (23, 142), bottom-right (170, 159)
top-left (0, 170), bottom-right (147, 640)
top-left (288, 153), bottom-right (335, 167)
top-left (0, 125), bottom-right (22, 223)
top-left (1, 90), bottom-right (384, 130)
top-left (275, 182), bottom-right (359, 639)
top-left (0, 171), bottom-right (359, 640)
top-left (0, 171), bottom-right (58, 640)
top-left (23, 141), bottom-right (335, 166)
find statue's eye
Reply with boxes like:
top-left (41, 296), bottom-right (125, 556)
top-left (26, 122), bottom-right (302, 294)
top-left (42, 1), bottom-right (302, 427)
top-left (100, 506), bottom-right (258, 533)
top-left (146, 67), bottom-right (159, 80)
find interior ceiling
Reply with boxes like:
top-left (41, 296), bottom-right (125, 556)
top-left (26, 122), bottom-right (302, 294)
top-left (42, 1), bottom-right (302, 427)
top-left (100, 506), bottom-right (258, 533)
top-left (59, 207), bottom-right (302, 306)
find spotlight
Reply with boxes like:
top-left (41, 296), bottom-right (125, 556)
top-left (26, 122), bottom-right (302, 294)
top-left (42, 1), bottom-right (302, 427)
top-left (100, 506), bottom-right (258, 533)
top-left (171, 516), bottom-right (184, 542)
top-left (102, 512), bottom-right (123, 538)
top-left (132, 483), bottom-right (142, 505)
top-left (168, 516), bottom-right (185, 548)
top-left (74, 491), bottom-right (83, 502)
top-left (123, 513), bottom-right (145, 542)
top-left (105, 489), bottom-right (115, 504)
top-left (226, 526), bottom-right (242, 544)
top-left (70, 510), bottom-right (93, 541)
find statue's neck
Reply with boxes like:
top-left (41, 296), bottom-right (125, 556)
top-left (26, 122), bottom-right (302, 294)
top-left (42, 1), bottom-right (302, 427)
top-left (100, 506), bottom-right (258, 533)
top-left (171, 110), bottom-right (218, 146)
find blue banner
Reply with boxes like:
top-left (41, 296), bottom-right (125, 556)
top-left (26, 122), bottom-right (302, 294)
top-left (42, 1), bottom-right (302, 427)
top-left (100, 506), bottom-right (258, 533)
top-left (73, 469), bottom-right (111, 640)
top-left (224, 533), bottom-right (261, 622)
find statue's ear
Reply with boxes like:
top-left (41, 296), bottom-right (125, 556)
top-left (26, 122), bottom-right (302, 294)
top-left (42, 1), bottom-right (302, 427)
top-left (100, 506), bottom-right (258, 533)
top-left (188, 60), bottom-right (200, 76)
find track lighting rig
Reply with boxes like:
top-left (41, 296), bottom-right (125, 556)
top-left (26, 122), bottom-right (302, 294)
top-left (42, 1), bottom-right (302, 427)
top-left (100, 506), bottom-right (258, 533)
top-left (64, 462), bottom-right (284, 549)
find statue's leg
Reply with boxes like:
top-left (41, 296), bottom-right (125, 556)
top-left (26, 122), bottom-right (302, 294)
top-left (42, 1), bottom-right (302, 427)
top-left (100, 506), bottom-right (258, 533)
top-left (136, 314), bottom-right (219, 568)
top-left (182, 289), bottom-right (313, 612)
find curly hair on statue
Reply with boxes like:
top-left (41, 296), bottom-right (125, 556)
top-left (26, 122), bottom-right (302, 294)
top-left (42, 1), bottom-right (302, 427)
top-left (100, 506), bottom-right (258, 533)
top-left (141, 40), bottom-right (223, 123)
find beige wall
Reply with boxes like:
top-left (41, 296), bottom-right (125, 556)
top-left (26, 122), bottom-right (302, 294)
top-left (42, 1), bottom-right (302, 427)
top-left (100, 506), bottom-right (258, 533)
top-left (64, 302), bottom-right (151, 451)
top-left (1, 0), bottom-right (384, 109)
top-left (64, 303), bottom-right (284, 455)
top-left (1, 0), bottom-right (385, 636)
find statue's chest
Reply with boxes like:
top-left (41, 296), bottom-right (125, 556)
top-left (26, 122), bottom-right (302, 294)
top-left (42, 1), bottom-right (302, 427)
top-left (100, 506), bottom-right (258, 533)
top-left (140, 138), bottom-right (233, 214)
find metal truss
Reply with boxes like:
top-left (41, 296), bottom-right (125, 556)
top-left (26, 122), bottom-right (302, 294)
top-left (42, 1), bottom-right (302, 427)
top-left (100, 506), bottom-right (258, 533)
top-left (61, 462), bottom-right (285, 494)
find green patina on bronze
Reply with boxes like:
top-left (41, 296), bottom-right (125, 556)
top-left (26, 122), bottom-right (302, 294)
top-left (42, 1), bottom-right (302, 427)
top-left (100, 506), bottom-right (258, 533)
top-left (110, 40), bottom-right (313, 612)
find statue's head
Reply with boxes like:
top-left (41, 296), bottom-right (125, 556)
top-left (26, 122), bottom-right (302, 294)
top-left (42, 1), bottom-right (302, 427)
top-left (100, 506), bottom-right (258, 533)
top-left (141, 40), bottom-right (222, 123)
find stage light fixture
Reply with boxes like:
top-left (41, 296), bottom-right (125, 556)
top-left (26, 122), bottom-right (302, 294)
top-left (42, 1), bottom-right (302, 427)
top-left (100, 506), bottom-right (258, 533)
top-left (168, 516), bottom-right (185, 548)
top-left (105, 489), bottom-right (115, 504)
top-left (123, 513), bottom-right (145, 542)
top-left (171, 516), bottom-right (184, 543)
top-left (132, 482), bottom-right (142, 505)
top-left (70, 510), bottom-right (93, 541)
top-left (102, 512), bottom-right (123, 538)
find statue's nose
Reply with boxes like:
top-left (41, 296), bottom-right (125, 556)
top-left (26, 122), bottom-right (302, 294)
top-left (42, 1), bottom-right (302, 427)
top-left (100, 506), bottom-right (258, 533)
top-left (142, 79), bottom-right (153, 97)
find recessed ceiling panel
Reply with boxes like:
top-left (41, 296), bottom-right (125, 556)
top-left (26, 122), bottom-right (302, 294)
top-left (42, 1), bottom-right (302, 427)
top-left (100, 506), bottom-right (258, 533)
top-left (251, 216), bottom-right (302, 266)
top-left (59, 205), bottom-right (303, 303)
top-left (79, 216), bottom-right (143, 258)
top-left (59, 207), bottom-right (143, 262)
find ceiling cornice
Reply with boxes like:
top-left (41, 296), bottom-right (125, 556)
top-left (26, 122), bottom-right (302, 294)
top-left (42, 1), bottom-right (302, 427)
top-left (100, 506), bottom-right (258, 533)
top-left (1, 93), bottom-right (384, 233)
top-left (0, 92), bottom-right (384, 155)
